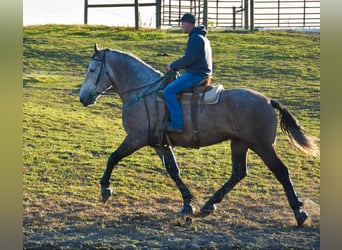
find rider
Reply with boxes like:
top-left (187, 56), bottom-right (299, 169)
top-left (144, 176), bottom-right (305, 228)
top-left (164, 13), bottom-right (212, 133)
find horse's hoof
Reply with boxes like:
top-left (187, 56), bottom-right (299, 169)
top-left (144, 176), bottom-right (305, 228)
top-left (179, 204), bottom-right (195, 215)
top-left (294, 209), bottom-right (308, 226)
top-left (101, 187), bottom-right (113, 204)
top-left (200, 203), bottom-right (217, 215)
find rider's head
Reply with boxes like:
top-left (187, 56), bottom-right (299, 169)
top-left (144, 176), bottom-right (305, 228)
top-left (180, 13), bottom-right (195, 34)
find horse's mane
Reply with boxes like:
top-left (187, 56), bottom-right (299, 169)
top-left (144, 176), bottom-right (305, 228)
top-left (106, 48), bottom-right (163, 76)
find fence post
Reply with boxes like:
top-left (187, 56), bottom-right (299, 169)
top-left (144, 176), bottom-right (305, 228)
top-left (84, 0), bottom-right (88, 24)
top-left (278, 0), bottom-right (280, 27)
top-left (244, 0), bottom-right (249, 30)
top-left (233, 6), bottom-right (236, 30)
top-left (178, 0), bottom-right (181, 26)
top-left (135, 0), bottom-right (139, 30)
top-left (250, 0), bottom-right (254, 31)
top-left (156, 0), bottom-right (161, 28)
top-left (168, 0), bottom-right (171, 25)
top-left (216, 0), bottom-right (219, 26)
top-left (203, 0), bottom-right (208, 27)
top-left (303, 0), bottom-right (306, 27)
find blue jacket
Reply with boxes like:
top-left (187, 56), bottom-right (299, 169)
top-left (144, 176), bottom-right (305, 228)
top-left (170, 26), bottom-right (212, 77)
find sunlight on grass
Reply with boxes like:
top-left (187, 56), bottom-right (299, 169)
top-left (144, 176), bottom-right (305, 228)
top-left (23, 25), bottom-right (320, 249)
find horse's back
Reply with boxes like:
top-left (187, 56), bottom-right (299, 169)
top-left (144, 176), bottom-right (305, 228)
top-left (221, 88), bottom-right (278, 144)
top-left (168, 87), bottom-right (278, 148)
top-left (222, 87), bottom-right (275, 115)
top-left (224, 87), bottom-right (270, 105)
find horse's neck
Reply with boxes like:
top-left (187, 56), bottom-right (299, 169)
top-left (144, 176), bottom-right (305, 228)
top-left (111, 51), bottom-right (162, 95)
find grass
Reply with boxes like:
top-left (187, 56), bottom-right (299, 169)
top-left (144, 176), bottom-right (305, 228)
top-left (23, 25), bottom-right (320, 249)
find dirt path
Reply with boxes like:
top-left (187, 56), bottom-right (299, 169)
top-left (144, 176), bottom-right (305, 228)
top-left (24, 197), bottom-right (320, 249)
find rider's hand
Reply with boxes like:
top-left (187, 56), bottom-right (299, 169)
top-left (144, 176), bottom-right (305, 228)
top-left (166, 64), bottom-right (172, 71)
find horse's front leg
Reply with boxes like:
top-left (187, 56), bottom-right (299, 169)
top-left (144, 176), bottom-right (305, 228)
top-left (154, 145), bottom-right (195, 215)
top-left (100, 136), bottom-right (143, 203)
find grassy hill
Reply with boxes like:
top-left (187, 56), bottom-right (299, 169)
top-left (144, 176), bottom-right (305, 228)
top-left (23, 25), bottom-right (320, 249)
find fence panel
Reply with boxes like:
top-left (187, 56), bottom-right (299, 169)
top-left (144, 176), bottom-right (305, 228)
top-left (84, 0), bottom-right (320, 30)
top-left (253, 0), bottom-right (320, 29)
top-left (160, 0), bottom-right (245, 29)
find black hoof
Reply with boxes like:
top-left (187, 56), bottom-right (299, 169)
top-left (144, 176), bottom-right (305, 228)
top-left (101, 187), bottom-right (113, 204)
top-left (179, 204), bottom-right (195, 215)
top-left (294, 209), bottom-right (308, 226)
top-left (200, 203), bottom-right (217, 215)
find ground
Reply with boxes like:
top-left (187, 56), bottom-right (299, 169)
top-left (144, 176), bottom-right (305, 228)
top-left (24, 190), bottom-right (320, 249)
top-left (23, 25), bottom-right (320, 249)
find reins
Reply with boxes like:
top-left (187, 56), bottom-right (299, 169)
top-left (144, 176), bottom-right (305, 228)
top-left (96, 76), bottom-right (165, 97)
top-left (93, 50), bottom-right (173, 98)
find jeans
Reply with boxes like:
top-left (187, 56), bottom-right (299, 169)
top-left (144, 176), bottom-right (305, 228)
top-left (163, 72), bottom-right (204, 129)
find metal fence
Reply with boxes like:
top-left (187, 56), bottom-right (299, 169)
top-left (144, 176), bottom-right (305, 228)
top-left (253, 0), bottom-right (320, 29)
top-left (84, 0), bottom-right (160, 29)
top-left (84, 0), bottom-right (320, 30)
top-left (160, 0), bottom-right (245, 28)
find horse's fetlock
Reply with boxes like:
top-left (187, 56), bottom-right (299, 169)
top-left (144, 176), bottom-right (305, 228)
top-left (290, 201), bottom-right (304, 210)
top-left (181, 191), bottom-right (193, 201)
top-left (212, 193), bottom-right (224, 204)
top-left (100, 178), bottom-right (110, 187)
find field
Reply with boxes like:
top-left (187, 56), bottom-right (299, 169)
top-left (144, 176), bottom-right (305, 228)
top-left (23, 25), bottom-right (320, 249)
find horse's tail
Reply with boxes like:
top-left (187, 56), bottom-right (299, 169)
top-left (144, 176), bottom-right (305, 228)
top-left (270, 99), bottom-right (319, 157)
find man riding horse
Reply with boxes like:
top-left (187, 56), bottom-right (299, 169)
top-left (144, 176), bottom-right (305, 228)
top-left (79, 27), bottom-right (319, 226)
top-left (163, 13), bottom-right (213, 133)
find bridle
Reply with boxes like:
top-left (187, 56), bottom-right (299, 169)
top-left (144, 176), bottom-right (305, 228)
top-left (91, 50), bottom-right (116, 95)
top-left (91, 50), bottom-right (174, 97)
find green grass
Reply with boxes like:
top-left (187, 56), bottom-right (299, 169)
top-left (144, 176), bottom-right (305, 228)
top-left (23, 25), bottom-right (320, 248)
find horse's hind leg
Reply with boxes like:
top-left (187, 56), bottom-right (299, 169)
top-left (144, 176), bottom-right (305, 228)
top-left (256, 146), bottom-right (308, 226)
top-left (154, 145), bottom-right (195, 215)
top-left (201, 139), bottom-right (248, 213)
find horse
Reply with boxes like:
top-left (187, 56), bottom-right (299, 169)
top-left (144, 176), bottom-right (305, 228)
top-left (79, 44), bottom-right (319, 226)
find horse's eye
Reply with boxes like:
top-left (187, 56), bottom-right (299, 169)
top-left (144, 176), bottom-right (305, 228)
top-left (89, 68), bottom-right (95, 73)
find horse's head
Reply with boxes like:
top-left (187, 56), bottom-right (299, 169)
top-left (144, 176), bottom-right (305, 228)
top-left (80, 44), bottom-right (115, 107)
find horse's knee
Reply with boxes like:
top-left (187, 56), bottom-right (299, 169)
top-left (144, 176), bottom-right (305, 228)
top-left (239, 167), bottom-right (247, 178)
top-left (166, 164), bottom-right (180, 178)
top-left (232, 165), bottom-right (247, 181)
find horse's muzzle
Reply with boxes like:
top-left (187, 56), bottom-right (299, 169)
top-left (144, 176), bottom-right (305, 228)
top-left (80, 95), bottom-right (96, 107)
top-left (80, 90), bottom-right (98, 107)
top-left (80, 97), bottom-right (87, 107)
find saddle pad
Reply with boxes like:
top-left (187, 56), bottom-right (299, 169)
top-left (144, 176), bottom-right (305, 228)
top-left (157, 84), bottom-right (225, 105)
top-left (203, 84), bottom-right (224, 104)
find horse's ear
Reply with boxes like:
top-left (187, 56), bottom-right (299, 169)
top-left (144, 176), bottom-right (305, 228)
top-left (94, 43), bottom-right (101, 57)
top-left (94, 43), bottom-right (99, 52)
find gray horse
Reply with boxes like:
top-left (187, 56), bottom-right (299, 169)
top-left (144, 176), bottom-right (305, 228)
top-left (79, 44), bottom-right (319, 226)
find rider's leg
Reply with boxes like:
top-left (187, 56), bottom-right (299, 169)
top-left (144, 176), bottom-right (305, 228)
top-left (163, 73), bottom-right (203, 130)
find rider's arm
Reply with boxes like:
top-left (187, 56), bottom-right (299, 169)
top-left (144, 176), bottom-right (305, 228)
top-left (170, 35), bottom-right (202, 70)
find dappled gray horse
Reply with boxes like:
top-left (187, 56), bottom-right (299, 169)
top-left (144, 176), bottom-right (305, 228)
top-left (79, 44), bottom-right (319, 226)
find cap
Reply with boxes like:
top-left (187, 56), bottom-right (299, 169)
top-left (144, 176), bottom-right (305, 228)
top-left (180, 13), bottom-right (196, 24)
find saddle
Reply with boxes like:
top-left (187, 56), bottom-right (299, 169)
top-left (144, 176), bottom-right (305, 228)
top-left (157, 78), bottom-right (225, 147)
top-left (157, 78), bottom-right (224, 105)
